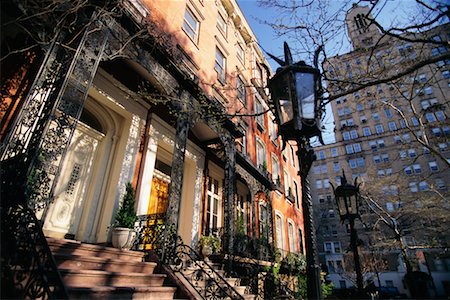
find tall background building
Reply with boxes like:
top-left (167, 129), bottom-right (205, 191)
top-left (310, 3), bottom-right (450, 298)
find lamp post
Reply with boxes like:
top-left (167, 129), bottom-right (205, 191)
top-left (333, 172), bottom-right (364, 292)
top-left (268, 42), bottom-right (323, 300)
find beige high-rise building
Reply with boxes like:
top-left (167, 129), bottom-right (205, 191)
top-left (310, 4), bottom-right (450, 296)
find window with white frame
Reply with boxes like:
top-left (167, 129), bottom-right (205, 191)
top-left (206, 176), bottom-right (222, 235)
top-left (333, 162), bottom-right (340, 172)
top-left (237, 42), bottom-right (245, 64)
top-left (271, 156), bottom-right (281, 184)
top-left (216, 11), bottom-right (227, 37)
top-left (317, 150), bottom-right (326, 160)
top-left (183, 7), bottom-right (200, 42)
top-left (343, 132), bottom-right (350, 141)
top-left (331, 147), bottom-right (338, 157)
top-left (275, 213), bottom-right (284, 251)
top-left (256, 138), bottom-right (266, 169)
top-left (236, 191), bottom-right (247, 234)
top-left (375, 124), bottom-right (384, 134)
top-left (363, 127), bottom-right (371, 136)
top-left (255, 97), bottom-right (265, 129)
top-left (284, 171), bottom-right (290, 195)
top-left (259, 201), bottom-right (270, 240)
top-left (215, 47), bottom-right (226, 83)
top-left (373, 155), bottom-right (381, 163)
top-left (413, 164), bottom-right (421, 174)
top-left (237, 77), bottom-right (246, 104)
top-left (419, 181), bottom-right (429, 191)
top-left (384, 107), bottom-right (392, 118)
top-left (428, 161), bottom-right (438, 172)
top-left (268, 113), bottom-right (277, 142)
top-left (388, 121), bottom-right (397, 131)
top-left (324, 241), bottom-right (341, 253)
top-left (288, 221), bottom-right (296, 253)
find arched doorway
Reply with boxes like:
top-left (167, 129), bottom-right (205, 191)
top-left (43, 97), bottom-right (120, 242)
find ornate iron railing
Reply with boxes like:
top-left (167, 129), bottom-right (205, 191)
top-left (1, 203), bottom-right (68, 299)
top-left (134, 214), bottom-right (245, 300)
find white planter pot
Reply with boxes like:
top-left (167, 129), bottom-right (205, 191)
top-left (202, 245), bottom-right (213, 261)
top-left (112, 227), bottom-right (136, 250)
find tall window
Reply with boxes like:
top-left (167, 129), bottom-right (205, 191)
top-left (216, 12), bottom-right (227, 37)
top-left (237, 43), bottom-right (245, 64)
top-left (256, 138), bottom-right (266, 169)
top-left (183, 7), bottom-right (199, 42)
top-left (236, 192), bottom-right (247, 234)
top-left (293, 181), bottom-right (300, 209)
top-left (275, 214), bottom-right (284, 251)
top-left (288, 222), bottom-right (296, 253)
top-left (271, 156), bottom-right (280, 184)
top-left (255, 97), bottom-right (265, 129)
top-left (259, 202), bottom-right (270, 242)
top-left (284, 170), bottom-right (290, 195)
top-left (215, 47), bottom-right (226, 83)
top-left (206, 176), bottom-right (222, 235)
top-left (298, 229), bottom-right (304, 254)
top-left (237, 77), bottom-right (246, 104)
top-left (253, 62), bottom-right (264, 86)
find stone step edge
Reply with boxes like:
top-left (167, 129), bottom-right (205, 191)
top-left (59, 268), bottom-right (166, 278)
top-left (67, 285), bottom-right (177, 292)
top-left (53, 253), bottom-right (157, 267)
top-left (47, 237), bottom-right (144, 259)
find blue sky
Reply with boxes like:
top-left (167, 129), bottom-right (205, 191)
top-left (235, 0), bottom-right (425, 144)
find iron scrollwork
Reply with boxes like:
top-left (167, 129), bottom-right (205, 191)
top-left (1, 204), bottom-right (68, 299)
top-left (135, 214), bottom-right (246, 300)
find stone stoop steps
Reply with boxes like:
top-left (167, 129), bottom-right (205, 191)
top-left (173, 262), bottom-right (257, 300)
top-left (47, 237), bottom-right (178, 300)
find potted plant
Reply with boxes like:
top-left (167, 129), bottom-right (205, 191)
top-left (111, 182), bottom-right (137, 250)
top-left (199, 234), bottom-right (221, 261)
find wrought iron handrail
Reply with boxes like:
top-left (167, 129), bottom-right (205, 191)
top-left (1, 203), bottom-right (68, 299)
top-left (134, 214), bottom-right (245, 300)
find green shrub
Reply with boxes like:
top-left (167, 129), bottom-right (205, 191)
top-left (114, 182), bottom-right (137, 229)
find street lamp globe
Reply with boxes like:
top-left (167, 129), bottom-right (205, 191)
top-left (268, 43), bottom-right (322, 142)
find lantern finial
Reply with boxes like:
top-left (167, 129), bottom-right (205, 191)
top-left (341, 171), bottom-right (348, 186)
